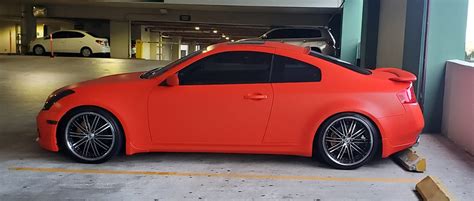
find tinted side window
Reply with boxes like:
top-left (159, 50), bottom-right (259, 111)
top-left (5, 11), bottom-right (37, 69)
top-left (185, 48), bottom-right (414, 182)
top-left (52, 31), bottom-right (68, 39)
top-left (266, 29), bottom-right (286, 39)
top-left (179, 51), bottom-right (272, 85)
top-left (271, 55), bottom-right (321, 83)
top-left (67, 32), bottom-right (85, 38)
top-left (266, 29), bottom-right (322, 39)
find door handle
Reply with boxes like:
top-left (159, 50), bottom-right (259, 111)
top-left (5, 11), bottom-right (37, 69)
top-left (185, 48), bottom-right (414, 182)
top-left (244, 93), bottom-right (268, 100)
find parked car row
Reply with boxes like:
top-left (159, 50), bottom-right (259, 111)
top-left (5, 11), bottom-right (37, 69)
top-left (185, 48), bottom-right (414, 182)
top-left (241, 26), bottom-right (337, 56)
top-left (29, 30), bottom-right (110, 57)
top-left (29, 26), bottom-right (337, 58)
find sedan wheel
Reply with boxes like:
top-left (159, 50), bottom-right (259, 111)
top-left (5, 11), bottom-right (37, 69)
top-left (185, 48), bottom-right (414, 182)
top-left (34, 46), bottom-right (45, 55)
top-left (316, 114), bottom-right (380, 169)
top-left (60, 108), bottom-right (122, 163)
top-left (80, 47), bottom-right (92, 57)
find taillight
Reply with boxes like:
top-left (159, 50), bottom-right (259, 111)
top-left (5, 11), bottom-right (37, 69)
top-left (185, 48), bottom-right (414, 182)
top-left (397, 83), bottom-right (417, 104)
top-left (96, 40), bottom-right (105, 45)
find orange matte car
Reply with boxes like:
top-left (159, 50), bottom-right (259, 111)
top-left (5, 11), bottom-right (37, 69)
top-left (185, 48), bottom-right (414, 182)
top-left (37, 41), bottom-right (424, 169)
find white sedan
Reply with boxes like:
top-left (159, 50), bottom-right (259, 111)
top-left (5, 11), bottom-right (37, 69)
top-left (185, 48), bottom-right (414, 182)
top-left (29, 30), bottom-right (110, 57)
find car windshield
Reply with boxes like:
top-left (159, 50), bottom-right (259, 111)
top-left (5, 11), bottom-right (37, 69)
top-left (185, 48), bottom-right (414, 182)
top-left (141, 50), bottom-right (204, 79)
top-left (308, 51), bottom-right (372, 75)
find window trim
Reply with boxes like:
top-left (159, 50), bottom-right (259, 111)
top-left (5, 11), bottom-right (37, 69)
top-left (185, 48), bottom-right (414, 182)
top-left (270, 54), bottom-right (322, 83)
top-left (177, 51), bottom-right (274, 86)
top-left (309, 50), bottom-right (372, 75)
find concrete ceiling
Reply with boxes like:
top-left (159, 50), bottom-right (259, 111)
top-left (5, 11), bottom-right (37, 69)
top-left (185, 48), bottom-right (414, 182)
top-left (30, 0), bottom-right (341, 14)
top-left (133, 21), bottom-right (270, 43)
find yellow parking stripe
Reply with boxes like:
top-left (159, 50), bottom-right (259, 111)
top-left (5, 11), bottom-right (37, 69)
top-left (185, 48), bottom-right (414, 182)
top-left (9, 166), bottom-right (420, 183)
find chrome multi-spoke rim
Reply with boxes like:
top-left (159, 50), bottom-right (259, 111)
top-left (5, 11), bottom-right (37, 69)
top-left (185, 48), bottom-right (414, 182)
top-left (322, 116), bottom-right (374, 166)
top-left (65, 112), bottom-right (115, 161)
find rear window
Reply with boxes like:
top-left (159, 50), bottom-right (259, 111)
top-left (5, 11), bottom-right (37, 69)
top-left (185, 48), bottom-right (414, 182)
top-left (86, 32), bottom-right (101, 38)
top-left (309, 51), bottom-right (372, 75)
top-left (266, 29), bottom-right (322, 39)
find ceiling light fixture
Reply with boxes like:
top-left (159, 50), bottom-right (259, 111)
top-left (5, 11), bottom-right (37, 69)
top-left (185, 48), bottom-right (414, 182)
top-left (194, 27), bottom-right (200, 30)
top-left (231, 39), bottom-right (235, 42)
top-left (222, 34), bottom-right (226, 38)
top-left (225, 37), bottom-right (230, 40)
top-left (213, 30), bottom-right (218, 33)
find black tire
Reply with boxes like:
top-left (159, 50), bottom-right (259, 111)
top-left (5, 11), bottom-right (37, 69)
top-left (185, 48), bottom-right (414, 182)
top-left (80, 47), bottom-right (93, 57)
top-left (33, 45), bottom-right (45, 56)
top-left (58, 107), bottom-right (123, 163)
top-left (314, 113), bottom-right (380, 169)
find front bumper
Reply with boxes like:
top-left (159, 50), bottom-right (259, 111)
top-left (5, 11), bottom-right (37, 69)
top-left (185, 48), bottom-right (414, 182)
top-left (37, 109), bottom-right (61, 152)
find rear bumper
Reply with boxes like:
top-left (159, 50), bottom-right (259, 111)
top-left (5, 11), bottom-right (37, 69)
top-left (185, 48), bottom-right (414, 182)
top-left (91, 45), bottom-right (110, 54)
top-left (380, 103), bottom-right (424, 157)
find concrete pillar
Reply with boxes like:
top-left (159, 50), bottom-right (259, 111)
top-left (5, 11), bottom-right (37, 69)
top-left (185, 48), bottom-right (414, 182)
top-left (170, 36), bottom-right (181, 61)
top-left (150, 32), bottom-right (159, 60)
top-left (110, 20), bottom-right (130, 59)
top-left (402, 0), bottom-right (427, 96)
top-left (376, 0), bottom-right (408, 68)
top-left (20, 3), bottom-right (36, 54)
top-left (360, 0), bottom-right (380, 69)
top-left (340, 0), bottom-right (363, 65)
top-left (139, 26), bottom-right (150, 60)
top-left (188, 41), bottom-right (197, 53)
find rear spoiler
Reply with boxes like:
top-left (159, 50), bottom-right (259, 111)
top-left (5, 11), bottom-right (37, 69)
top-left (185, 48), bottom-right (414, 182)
top-left (374, 68), bottom-right (417, 82)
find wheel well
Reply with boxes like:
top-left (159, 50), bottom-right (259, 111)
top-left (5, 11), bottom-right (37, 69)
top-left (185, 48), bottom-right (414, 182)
top-left (80, 46), bottom-right (92, 53)
top-left (33, 45), bottom-right (45, 51)
top-left (56, 105), bottom-right (126, 154)
top-left (312, 112), bottom-right (383, 158)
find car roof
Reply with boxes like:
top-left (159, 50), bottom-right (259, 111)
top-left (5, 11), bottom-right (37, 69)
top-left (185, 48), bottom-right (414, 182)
top-left (52, 30), bottom-right (87, 34)
top-left (269, 26), bottom-right (329, 30)
top-left (213, 41), bottom-right (309, 54)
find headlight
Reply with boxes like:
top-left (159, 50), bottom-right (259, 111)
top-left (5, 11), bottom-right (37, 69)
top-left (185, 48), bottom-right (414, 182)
top-left (42, 89), bottom-right (75, 110)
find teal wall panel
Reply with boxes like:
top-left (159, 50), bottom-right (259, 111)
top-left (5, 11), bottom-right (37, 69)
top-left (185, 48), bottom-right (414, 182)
top-left (340, 0), bottom-right (363, 64)
top-left (423, 0), bottom-right (468, 132)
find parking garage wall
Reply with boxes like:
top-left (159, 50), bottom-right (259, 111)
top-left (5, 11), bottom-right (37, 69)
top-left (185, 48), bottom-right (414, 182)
top-left (0, 21), bottom-right (18, 54)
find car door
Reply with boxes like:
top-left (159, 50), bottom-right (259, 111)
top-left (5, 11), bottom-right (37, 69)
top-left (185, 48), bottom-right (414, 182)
top-left (148, 50), bottom-right (274, 146)
top-left (63, 31), bottom-right (85, 53)
top-left (51, 31), bottom-right (68, 52)
top-left (263, 52), bottom-right (324, 145)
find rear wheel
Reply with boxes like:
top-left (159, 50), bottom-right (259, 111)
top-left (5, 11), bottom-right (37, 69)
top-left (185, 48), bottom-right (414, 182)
top-left (315, 113), bottom-right (380, 169)
top-left (80, 47), bottom-right (92, 57)
top-left (58, 107), bottom-right (123, 163)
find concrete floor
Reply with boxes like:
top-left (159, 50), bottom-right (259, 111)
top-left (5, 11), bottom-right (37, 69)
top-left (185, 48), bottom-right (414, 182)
top-left (0, 55), bottom-right (473, 201)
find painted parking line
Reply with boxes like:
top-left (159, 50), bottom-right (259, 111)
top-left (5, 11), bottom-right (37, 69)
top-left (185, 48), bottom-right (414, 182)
top-left (9, 166), bottom-right (420, 184)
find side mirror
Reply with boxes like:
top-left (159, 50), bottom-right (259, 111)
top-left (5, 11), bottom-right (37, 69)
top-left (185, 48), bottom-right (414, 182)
top-left (165, 74), bottom-right (179, 87)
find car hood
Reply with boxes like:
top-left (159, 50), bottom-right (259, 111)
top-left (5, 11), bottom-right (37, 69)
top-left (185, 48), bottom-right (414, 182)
top-left (65, 72), bottom-right (145, 90)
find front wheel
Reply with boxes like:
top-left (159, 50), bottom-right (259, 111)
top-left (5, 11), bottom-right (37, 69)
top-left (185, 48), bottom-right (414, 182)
top-left (33, 45), bottom-right (45, 55)
top-left (58, 107), bottom-right (123, 163)
top-left (315, 113), bottom-right (380, 169)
